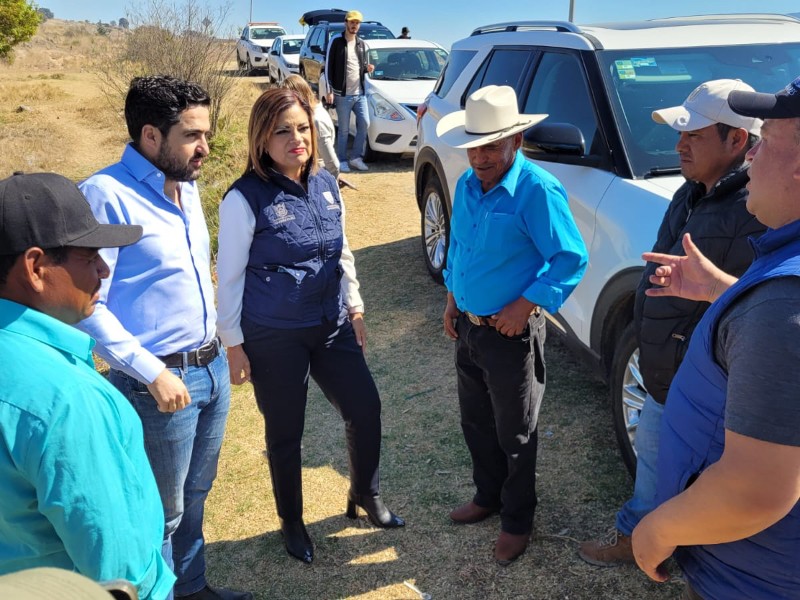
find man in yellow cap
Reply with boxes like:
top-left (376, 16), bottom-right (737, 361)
top-left (325, 9), bottom-right (374, 172)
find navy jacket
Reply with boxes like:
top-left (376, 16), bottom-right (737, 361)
top-left (657, 219), bottom-right (800, 599)
top-left (230, 170), bottom-right (344, 328)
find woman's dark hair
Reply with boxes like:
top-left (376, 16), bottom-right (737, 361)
top-left (124, 75), bottom-right (211, 145)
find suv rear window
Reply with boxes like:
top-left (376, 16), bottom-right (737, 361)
top-left (434, 49), bottom-right (477, 98)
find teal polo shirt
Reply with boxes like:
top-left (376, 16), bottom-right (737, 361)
top-left (0, 299), bottom-right (175, 600)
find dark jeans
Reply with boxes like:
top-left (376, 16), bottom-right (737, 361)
top-left (242, 317), bottom-right (382, 521)
top-left (455, 312), bottom-right (546, 535)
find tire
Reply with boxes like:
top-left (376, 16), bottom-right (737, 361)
top-left (265, 67), bottom-right (273, 84)
top-left (247, 54), bottom-right (256, 76)
top-left (420, 173), bottom-right (450, 284)
top-left (363, 140), bottom-right (379, 162)
top-left (610, 321), bottom-right (646, 476)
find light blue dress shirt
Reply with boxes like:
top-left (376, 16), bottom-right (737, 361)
top-left (78, 144), bottom-right (217, 384)
top-left (444, 151), bottom-right (588, 315)
top-left (0, 299), bottom-right (175, 600)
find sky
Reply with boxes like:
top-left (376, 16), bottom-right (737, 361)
top-left (40, 0), bottom-right (800, 51)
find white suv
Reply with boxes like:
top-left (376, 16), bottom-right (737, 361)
top-left (414, 14), bottom-right (800, 473)
top-left (237, 22), bottom-right (287, 75)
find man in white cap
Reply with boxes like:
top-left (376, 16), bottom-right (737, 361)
top-left (440, 85), bottom-right (588, 565)
top-left (325, 9), bottom-right (374, 172)
top-left (630, 75), bottom-right (800, 600)
top-left (579, 79), bottom-right (765, 566)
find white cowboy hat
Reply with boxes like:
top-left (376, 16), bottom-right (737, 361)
top-left (436, 85), bottom-right (548, 149)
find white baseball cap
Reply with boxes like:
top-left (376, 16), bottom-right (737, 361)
top-left (652, 79), bottom-right (762, 135)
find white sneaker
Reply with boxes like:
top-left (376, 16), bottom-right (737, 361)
top-left (349, 157), bottom-right (369, 171)
top-left (339, 162), bottom-right (351, 173)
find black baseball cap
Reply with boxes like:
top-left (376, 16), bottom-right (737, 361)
top-left (0, 172), bottom-right (142, 255)
top-left (728, 75), bottom-right (800, 119)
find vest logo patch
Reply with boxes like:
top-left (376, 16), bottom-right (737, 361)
top-left (268, 202), bottom-right (295, 224)
top-left (322, 190), bottom-right (340, 211)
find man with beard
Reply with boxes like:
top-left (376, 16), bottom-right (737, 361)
top-left (78, 76), bottom-right (251, 600)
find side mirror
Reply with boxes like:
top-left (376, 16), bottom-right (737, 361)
top-left (523, 122), bottom-right (585, 156)
top-left (270, 49), bottom-right (278, 55)
top-left (310, 45), bottom-right (322, 54)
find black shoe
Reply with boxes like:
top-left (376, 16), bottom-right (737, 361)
top-left (346, 492), bottom-right (405, 528)
top-left (176, 585), bottom-right (253, 600)
top-left (280, 519), bottom-right (313, 563)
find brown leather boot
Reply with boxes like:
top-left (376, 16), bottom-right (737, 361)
top-left (578, 529), bottom-right (635, 566)
top-left (494, 531), bottom-right (530, 565)
top-left (449, 501), bottom-right (498, 524)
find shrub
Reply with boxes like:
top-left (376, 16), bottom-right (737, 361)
top-left (97, 0), bottom-right (237, 134)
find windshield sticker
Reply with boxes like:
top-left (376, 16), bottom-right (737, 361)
top-left (631, 57), bottom-right (657, 68)
top-left (614, 59), bottom-right (636, 80)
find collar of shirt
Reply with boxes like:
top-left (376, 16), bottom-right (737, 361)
top-left (0, 299), bottom-right (94, 366)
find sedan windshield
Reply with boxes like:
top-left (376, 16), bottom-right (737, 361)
top-left (369, 48), bottom-right (449, 81)
top-left (598, 43), bottom-right (800, 177)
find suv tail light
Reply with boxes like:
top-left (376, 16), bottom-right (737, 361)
top-left (416, 99), bottom-right (429, 125)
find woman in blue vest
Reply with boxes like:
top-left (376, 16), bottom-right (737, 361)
top-left (216, 88), bottom-right (404, 564)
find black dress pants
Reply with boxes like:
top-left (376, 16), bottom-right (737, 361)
top-left (242, 316), bottom-right (382, 521)
top-left (455, 312), bottom-right (546, 535)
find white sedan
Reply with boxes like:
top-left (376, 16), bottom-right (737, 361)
top-left (330, 39), bottom-right (449, 159)
top-left (267, 34), bottom-right (305, 84)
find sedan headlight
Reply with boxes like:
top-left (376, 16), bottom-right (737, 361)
top-left (369, 92), bottom-right (404, 121)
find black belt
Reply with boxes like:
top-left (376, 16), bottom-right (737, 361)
top-left (463, 307), bottom-right (542, 327)
top-left (158, 338), bottom-right (220, 368)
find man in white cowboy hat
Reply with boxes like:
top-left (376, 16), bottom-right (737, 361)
top-left (440, 85), bottom-right (588, 565)
top-left (579, 78), bottom-right (765, 567)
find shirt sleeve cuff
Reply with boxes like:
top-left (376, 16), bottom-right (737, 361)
top-left (130, 352), bottom-right (168, 385)
top-left (523, 280), bottom-right (564, 313)
top-left (218, 327), bottom-right (245, 348)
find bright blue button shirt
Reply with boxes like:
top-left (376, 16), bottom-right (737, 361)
top-left (444, 151), bottom-right (588, 315)
top-left (0, 299), bottom-right (175, 600)
top-left (77, 144), bottom-right (217, 383)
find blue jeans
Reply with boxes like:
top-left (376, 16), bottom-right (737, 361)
top-left (615, 393), bottom-right (664, 535)
top-left (110, 351), bottom-right (231, 598)
top-left (335, 93), bottom-right (369, 162)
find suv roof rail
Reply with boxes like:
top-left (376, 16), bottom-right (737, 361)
top-left (652, 13), bottom-right (800, 24)
top-left (471, 21), bottom-right (583, 36)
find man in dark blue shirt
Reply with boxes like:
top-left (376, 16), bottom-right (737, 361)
top-left (438, 85), bottom-right (588, 565)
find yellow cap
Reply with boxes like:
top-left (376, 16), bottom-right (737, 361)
top-left (345, 10), bottom-right (363, 22)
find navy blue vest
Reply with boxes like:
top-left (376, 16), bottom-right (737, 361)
top-left (657, 219), bottom-right (800, 599)
top-left (231, 170), bottom-right (344, 329)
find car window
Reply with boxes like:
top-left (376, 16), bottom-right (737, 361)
top-left (308, 28), bottom-right (323, 50)
top-left (434, 49), bottom-right (477, 98)
top-left (369, 48), bottom-right (449, 81)
top-left (523, 51), bottom-right (599, 155)
top-left (360, 26), bottom-right (395, 40)
top-left (283, 39), bottom-right (302, 54)
top-left (241, 27), bottom-right (248, 40)
top-left (463, 48), bottom-right (536, 106)
top-left (598, 43), bottom-right (800, 177)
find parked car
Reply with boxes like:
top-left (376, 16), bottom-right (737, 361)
top-left (267, 34), bottom-right (305, 84)
top-left (299, 19), bottom-right (395, 96)
top-left (237, 22), bottom-right (287, 74)
top-left (413, 14), bottom-right (800, 474)
top-left (330, 39), bottom-right (449, 158)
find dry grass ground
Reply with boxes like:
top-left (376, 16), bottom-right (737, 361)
top-left (0, 20), bottom-right (682, 600)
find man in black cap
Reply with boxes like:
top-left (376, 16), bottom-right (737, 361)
top-left (0, 173), bottom-right (175, 600)
top-left (632, 77), bottom-right (800, 600)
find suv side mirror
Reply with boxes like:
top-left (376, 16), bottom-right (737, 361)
top-left (310, 44), bottom-right (323, 54)
top-left (270, 49), bottom-right (278, 55)
top-left (523, 123), bottom-right (585, 156)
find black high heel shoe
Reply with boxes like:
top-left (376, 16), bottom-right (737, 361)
top-left (279, 519), bottom-right (313, 563)
top-left (346, 493), bottom-right (405, 528)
